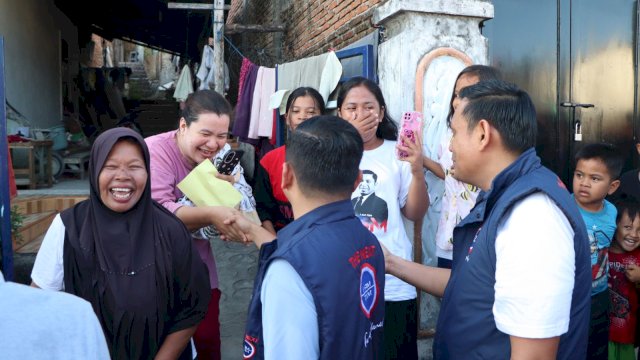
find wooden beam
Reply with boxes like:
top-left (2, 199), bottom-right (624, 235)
top-left (167, 3), bottom-right (230, 11)
top-left (224, 24), bottom-right (286, 35)
top-left (212, 0), bottom-right (225, 94)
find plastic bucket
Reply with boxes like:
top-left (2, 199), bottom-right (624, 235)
top-left (49, 125), bottom-right (68, 151)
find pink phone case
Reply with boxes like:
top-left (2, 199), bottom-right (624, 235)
top-left (397, 111), bottom-right (423, 159)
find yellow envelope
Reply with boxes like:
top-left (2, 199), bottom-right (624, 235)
top-left (177, 160), bottom-right (242, 208)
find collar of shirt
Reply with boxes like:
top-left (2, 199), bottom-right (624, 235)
top-left (277, 199), bottom-right (355, 245)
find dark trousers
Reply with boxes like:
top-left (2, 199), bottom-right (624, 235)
top-left (384, 299), bottom-right (418, 360)
top-left (587, 290), bottom-right (610, 360)
top-left (194, 288), bottom-right (221, 360)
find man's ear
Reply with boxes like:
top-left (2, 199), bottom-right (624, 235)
top-left (281, 162), bottom-right (295, 191)
top-left (636, 143), bottom-right (640, 155)
top-left (476, 119), bottom-right (492, 150)
top-left (353, 170), bottom-right (363, 192)
top-left (608, 179), bottom-right (621, 195)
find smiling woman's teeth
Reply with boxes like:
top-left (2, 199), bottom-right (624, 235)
top-left (111, 188), bottom-right (132, 199)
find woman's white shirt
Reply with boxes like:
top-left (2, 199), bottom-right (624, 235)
top-left (31, 214), bottom-right (65, 291)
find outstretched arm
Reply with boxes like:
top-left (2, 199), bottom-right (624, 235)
top-left (423, 156), bottom-right (445, 180)
top-left (223, 214), bottom-right (276, 249)
top-left (509, 336), bottom-right (560, 360)
top-left (382, 243), bottom-right (450, 297)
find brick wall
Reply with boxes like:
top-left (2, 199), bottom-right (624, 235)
top-left (229, 0), bottom-right (383, 64)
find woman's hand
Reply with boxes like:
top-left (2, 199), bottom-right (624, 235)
top-left (215, 172), bottom-right (236, 185)
top-left (223, 214), bottom-right (275, 249)
top-left (347, 110), bottom-right (379, 141)
top-left (397, 130), bottom-right (425, 175)
top-left (210, 207), bottom-right (247, 242)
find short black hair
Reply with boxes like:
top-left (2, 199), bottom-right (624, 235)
top-left (459, 80), bottom-right (537, 153)
top-left (337, 76), bottom-right (398, 141)
top-left (286, 115), bottom-right (363, 197)
top-left (615, 197), bottom-right (640, 224)
top-left (575, 143), bottom-right (624, 179)
top-left (362, 169), bottom-right (377, 182)
top-left (181, 90), bottom-right (233, 126)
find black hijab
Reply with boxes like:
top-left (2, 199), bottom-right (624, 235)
top-left (61, 127), bottom-right (209, 359)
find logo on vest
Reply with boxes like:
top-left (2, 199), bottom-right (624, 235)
top-left (360, 263), bottom-right (378, 318)
top-left (465, 227), bottom-right (482, 262)
top-left (243, 338), bottom-right (256, 359)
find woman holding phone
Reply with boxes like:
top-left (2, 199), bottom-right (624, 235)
top-left (337, 77), bottom-right (428, 359)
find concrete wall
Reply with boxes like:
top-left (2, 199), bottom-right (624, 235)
top-left (0, 0), bottom-right (78, 129)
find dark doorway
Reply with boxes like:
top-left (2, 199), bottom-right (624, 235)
top-left (483, 0), bottom-right (638, 184)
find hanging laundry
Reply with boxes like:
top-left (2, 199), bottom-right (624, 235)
top-left (173, 65), bottom-right (194, 102)
top-left (232, 62), bottom-right (259, 142)
top-left (248, 67), bottom-right (276, 139)
top-left (237, 58), bottom-right (253, 106)
top-left (272, 52), bottom-right (342, 113)
top-left (196, 45), bottom-right (230, 93)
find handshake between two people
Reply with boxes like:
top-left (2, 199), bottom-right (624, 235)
top-left (214, 207), bottom-right (274, 249)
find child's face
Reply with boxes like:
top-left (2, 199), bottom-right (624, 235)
top-left (573, 158), bottom-right (620, 211)
top-left (613, 210), bottom-right (640, 253)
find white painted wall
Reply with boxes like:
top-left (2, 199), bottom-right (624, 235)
top-left (0, 0), bottom-right (78, 129)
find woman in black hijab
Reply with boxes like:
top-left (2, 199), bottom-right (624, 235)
top-left (31, 127), bottom-right (210, 359)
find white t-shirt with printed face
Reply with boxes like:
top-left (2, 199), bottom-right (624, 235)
top-left (352, 140), bottom-right (416, 301)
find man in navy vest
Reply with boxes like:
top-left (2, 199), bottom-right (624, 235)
top-left (383, 80), bottom-right (590, 359)
top-left (225, 115), bottom-right (385, 359)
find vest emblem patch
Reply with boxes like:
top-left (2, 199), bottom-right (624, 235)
top-left (360, 263), bottom-right (378, 318)
top-left (243, 338), bottom-right (256, 359)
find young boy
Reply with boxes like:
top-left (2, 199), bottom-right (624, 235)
top-left (573, 143), bottom-right (624, 359)
top-left (609, 198), bottom-right (640, 360)
top-left (225, 115), bottom-right (385, 359)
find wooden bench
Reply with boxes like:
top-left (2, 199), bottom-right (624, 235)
top-left (9, 140), bottom-right (53, 189)
top-left (63, 151), bottom-right (90, 179)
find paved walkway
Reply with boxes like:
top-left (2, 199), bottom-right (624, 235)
top-left (211, 237), bottom-right (259, 359)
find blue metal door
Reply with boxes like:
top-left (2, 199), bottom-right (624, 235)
top-left (0, 36), bottom-right (13, 280)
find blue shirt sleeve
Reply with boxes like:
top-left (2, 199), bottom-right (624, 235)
top-left (260, 259), bottom-right (319, 359)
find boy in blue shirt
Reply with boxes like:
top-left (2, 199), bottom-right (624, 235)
top-left (573, 143), bottom-right (623, 359)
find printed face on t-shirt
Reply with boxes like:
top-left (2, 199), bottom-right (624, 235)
top-left (359, 174), bottom-right (377, 196)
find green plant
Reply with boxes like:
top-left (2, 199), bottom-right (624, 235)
top-left (10, 206), bottom-right (24, 241)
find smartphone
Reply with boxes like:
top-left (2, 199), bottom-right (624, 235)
top-left (397, 111), bottom-right (423, 159)
top-left (216, 149), bottom-right (244, 175)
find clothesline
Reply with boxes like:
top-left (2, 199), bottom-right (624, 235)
top-left (225, 36), bottom-right (245, 60)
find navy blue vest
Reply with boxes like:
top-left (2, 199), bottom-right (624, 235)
top-left (243, 200), bottom-right (385, 359)
top-left (434, 149), bottom-right (591, 359)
